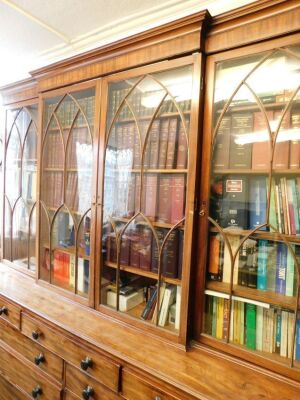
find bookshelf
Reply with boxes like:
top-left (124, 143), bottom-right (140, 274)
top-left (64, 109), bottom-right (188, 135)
top-left (3, 106), bottom-right (38, 273)
top-left (197, 43), bottom-right (300, 371)
top-left (99, 61), bottom-right (198, 336)
top-left (39, 86), bottom-right (96, 300)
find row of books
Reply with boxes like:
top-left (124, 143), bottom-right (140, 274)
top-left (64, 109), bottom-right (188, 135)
top-left (44, 128), bottom-right (92, 170)
top-left (44, 96), bottom-right (95, 128)
top-left (42, 248), bottom-right (89, 294)
top-left (105, 174), bottom-right (186, 225)
top-left (42, 171), bottom-right (63, 208)
top-left (211, 175), bottom-right (300, 234)
top-left (108, 117), bottom-right (188, 170)
top-left (214, 110), bottom-right (300, 170)
top-left (208, 235), bottom-right (297, 296)
top-left (141, 283), bottom-right (181, 329)
top-left (205, 295), bottom-right (300, 360)
top-left (109, 86), bottom-right (191, 121)
top-left (104, 226), bottom-right (183, 279)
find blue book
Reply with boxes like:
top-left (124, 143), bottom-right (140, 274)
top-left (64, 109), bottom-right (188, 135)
top-left (275, 242), bottom-right (287, 295)
top-left (257, 240), bottom-right (268, 290)
top-left (249, 177), bottom-right (267, 230)
top-left (296, 315), bottom-right (300, 361)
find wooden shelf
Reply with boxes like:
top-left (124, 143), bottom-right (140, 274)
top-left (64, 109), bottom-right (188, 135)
top-left (110, 168), bottom-right (188, 174)
top-left (46, 124), bottom-right (93, 132)
top-left (206, 280), bottom-right (297, 310)
top-left (44, 244), bottom-right (90, 261)
top-left (104, 261), bottom-right (181, 286)
top-left (213, 169), bottom-right (300, 175)
top-left (215, 99), bottom-right (300, 114)
top-left (114, 110), bottom-right (190, 124)
top-left (43, 167), bottom-right (91, 172)
top-left (112, 216), bottom-right (184, 230)
top-left (210, 227), bottom-right (300, 244)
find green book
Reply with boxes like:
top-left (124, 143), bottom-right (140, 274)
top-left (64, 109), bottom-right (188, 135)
top-left (212, 296), bottom-right (217, 338)
top-left (286, 244), bottom-right (295, 296)
top-left (246, 303), bottom-right (256, 350)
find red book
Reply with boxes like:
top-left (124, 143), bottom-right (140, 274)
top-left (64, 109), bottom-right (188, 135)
top-left (176, 119), bottom-right (188, 169)
top-left (157, 175), bottom-right (171, 223)
top-left (158, 119), bottom-right (170, 168)
top-left (290, 111), bottom-right (300, 169)
top-left (149, 120), bottom-right (160, 169)
top-left (139, 227), bottom-right (152, 271)
top-left (273, 110), bottom-right (290, 169)
top-left (166, 118), bottom-right (178, 169)
top-left (170, 175), bottom-right (185, 224)
top-left (143, 174), bottom-right (158, 221)
top-left (252, 111), bottom-right (273, 170)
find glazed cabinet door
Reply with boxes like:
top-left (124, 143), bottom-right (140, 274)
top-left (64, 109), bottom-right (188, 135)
top-left (97, 54), bottom-right (202, 343)
top-left (196, 36), bottom-right (300, 379)
top-left (38, 81), bottom-right (100, 305)
top-left (2, 102), bottom-right (38, 273)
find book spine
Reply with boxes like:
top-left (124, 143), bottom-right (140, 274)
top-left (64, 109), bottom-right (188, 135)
top-left (273, 110), bottom-right (290, 169)
top-left (290, 111), bottom-right (300, 169)
top-left (246, 303), bottom-right (256, 350)
top-left (144, 174), bottom-right (158, 221)
top-left (139, 227), bottom-right (152, 271)
top-left (176, 119), bottom-right (188, 169)
top-left (275, 242), bottom-right (287, 295)
top-left (157, 175), bottom-right (171, 223)
top-left (170, 175), bottom-right (185, 224)
top-left (257, 240), bottom-right (268, 290)
top-left (249, 176), bottom-right (267, 230)
top-left (251, 111), bottom-right (273, 170)
top-left (286, 244), bottom-right (295, 297)
top-left (229, 113), bottom-right (253, 169)
top-left (158, 119), bottom-right (170, 169)
top-left (165, 118), bottom-right (178, 169)
top-left (149, 120), bottom-right (160, 169)
top-left (162, 230), bottom-right (179, 278)
top-left (129, 227), bottom-right (140, 269)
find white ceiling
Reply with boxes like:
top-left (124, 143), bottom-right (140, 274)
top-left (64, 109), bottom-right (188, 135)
top-left (0, 0), bottom-right (256, 87)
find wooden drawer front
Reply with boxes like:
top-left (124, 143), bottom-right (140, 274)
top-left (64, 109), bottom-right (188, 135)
top-left (22, 314), bottom-right (120, 391)
top-left (0, 343), bottom-right (61, 400)
top-left (65, 364), bottom-right (120, 400)
top-left (0, 373), bottom-right (30, 400)
top-left (0, 320), bottom-right (63, 382)
top-left (122, 370), bottom-right (177, 400)
top-left (0, 296), bottom-right (20, 328)
top-left (64, 390), bottom-right (80, 400)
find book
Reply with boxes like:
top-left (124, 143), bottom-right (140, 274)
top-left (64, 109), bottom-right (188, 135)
top-left (220, 176), bottom-right (248, 229)
top-left (213, 116), bottom-right (231, 169)
top-left (139, 227), bottom-right (152, 271)
top-left (229, 112), bottom-right (253, 169)
top-left (107, 289), bottom-right (144, 312)
top-left (161, 231), bottom-right (179, 278)
top-left (129, 226), bottom-right (141, 269)
top-left (275, 309), bottom-right (281, 354)
top-left (141, 288), bottom-right (157, 320)
top-left (256, 306), bottom-right (263, 351)
top-left (176, 119), bottom-right (188, 169)
top-left (158, 285), bottom-right (176, 327)
top-left (222, 235), bottom-right (240, 284)
top-left (148, 120), bottom-right (160, 169)
top-left (151, 228), bottom-right (165, 273)
top-left (208, 235), bottom-right (222, 281)
top-left (216, 297), bottom-right (224, 339)
top-left (175, 286), bottom-right (181, 330)
top-left (249, 176), bottom-right (267, 230)
top-left (289, 111), bottom-right (300, 169)
top-left (158, 119), bottom-right (170, 168)
top-left (275, 242), bottom-right (287, 295)
top-left (266, 241), bottom-right (277, 292)
top-left (157, 175), bottom-right (172, 223)
top-left (170, 175), bottom-right (185, 224)
top-left (273, 110), bottom-right (290, 170)
top-left (166, 118), bottom-right (178, 168)
top-left (144, 174), bottom-right (158, 221)
top-left (257, 240), bottom-right (268, 290)
top-left (251, 111), bottom-right (273, 170)
top-left (280, 310), bottom-right (288, 357)
top-left (246, 303), bottom-right (256, 350)
top-left (286, 244), bottom-right (295, 296)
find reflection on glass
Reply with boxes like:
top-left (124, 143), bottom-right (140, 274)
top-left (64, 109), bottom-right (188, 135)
top-left (101, 65), bottom-right (193, 332)
top-left (40, 89), bottom-right (95, 297)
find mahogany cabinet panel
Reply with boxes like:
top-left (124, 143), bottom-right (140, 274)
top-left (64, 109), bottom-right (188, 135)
top-left (0, 373), bottom-right (31, 400)
top-left (0, 319), bottom-right (63, 382)
top-left (21, 313), bottom-right (120, 392)
top-left (65, 363), bottom-right (121, 400)
top-left (64, 390), bottom-right (81, 400)
top-left (0, 294), bottom-right (21, 328)
top-left (122, 369), bottom-right (179, 400)
top-left (0, 341), bottom-right (62, 399)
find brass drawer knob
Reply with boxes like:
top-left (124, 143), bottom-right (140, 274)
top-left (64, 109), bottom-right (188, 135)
top-left (32, 330), bottom-right (41, 340)
top-left (32, 385), bottom-right (42, 398)
top-left (0, 306), bottom-right (8, 316)
top-left (80, 356), bottom-right (93, 371)
top-left (34, 353), bottom-right (45, 365)
top-left (82, 385), bottom-right (94, 400)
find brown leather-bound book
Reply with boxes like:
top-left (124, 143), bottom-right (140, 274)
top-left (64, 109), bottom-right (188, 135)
top-left (290, 111), bottom-right (300, 169)
top-left (151, 228), bottom-right (165, 273)
top-left (229, 112), bottom-right (253, 169)
top-left (124, 123), bottom-right (135, 168)
top-left (166, 118), bottom-right (178, 169)
top-left (207, 235), bottom-right (221, 281)
top-left (134, 175), bottom-right (141, 214)
top-left (133, 124), bottom-right (141, 169)
top-left (162, 230), bottom-right (179, 278)
top-left (176, 117), bottom-right (189, 169)
top-left (157, 175), bottom-right (172, 223)
top-left (213, 115), bottom-right (231, 169)
top-left (126, 175), bottom-right (136, 217)
top-left (129, 226), bottom-right (140, 268)
top-left (273, 110), bottom-right (290, 169)
top-left (139, 227), bottom-right (152, 271)
top-left (170, 175), bottom-right (185, 224)
top-left (149, 120), bottom-right (160, 169)
top-left (109, 232), bottom-right (117, 263)
top-left (158, 119), bottom-right (170, 168)
top-left (177, 230), bottom-right (184, 279)
top-left (252, 111), bottom-right (273, 170)
top-left (120, 233), bottom-right (130, 266)
top-left (144, 174), bottom-right (158, 221)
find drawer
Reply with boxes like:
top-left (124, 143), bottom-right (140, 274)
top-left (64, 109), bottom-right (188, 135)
top-left (0, 319), bottom-right (63, 382)
top-left (65, 364), bottom-right (120, 400)
top-left (22, 314), bottom-right (120, 392)
top-left (0, 295), bottom-right (21, 329)
top-left (0, 373), bottom-right (30, 400)
top-left (0, 342), bottom-right (62, 400)
top-left (64, 390), bottom-right (80, 400)
top-left (122, 370), bottom-right (177, 400)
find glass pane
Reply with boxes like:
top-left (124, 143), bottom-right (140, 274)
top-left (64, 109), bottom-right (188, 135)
top-left (4, 198), bottom-right (11, 260)
top-left (39, 205), bottom-right (50, 281)
top-left (15, 109), bottom-right (31, 143)
top-left (76, 211), bottom-right (92, 297)
top-left (22, 124), bottom-right (37, 203)
top-left (12, 200), bottom-right (29, 268)
top-left (29, 206), bottom-right (36, 271)
top-left (5, 125), bottom-right (21, 205)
